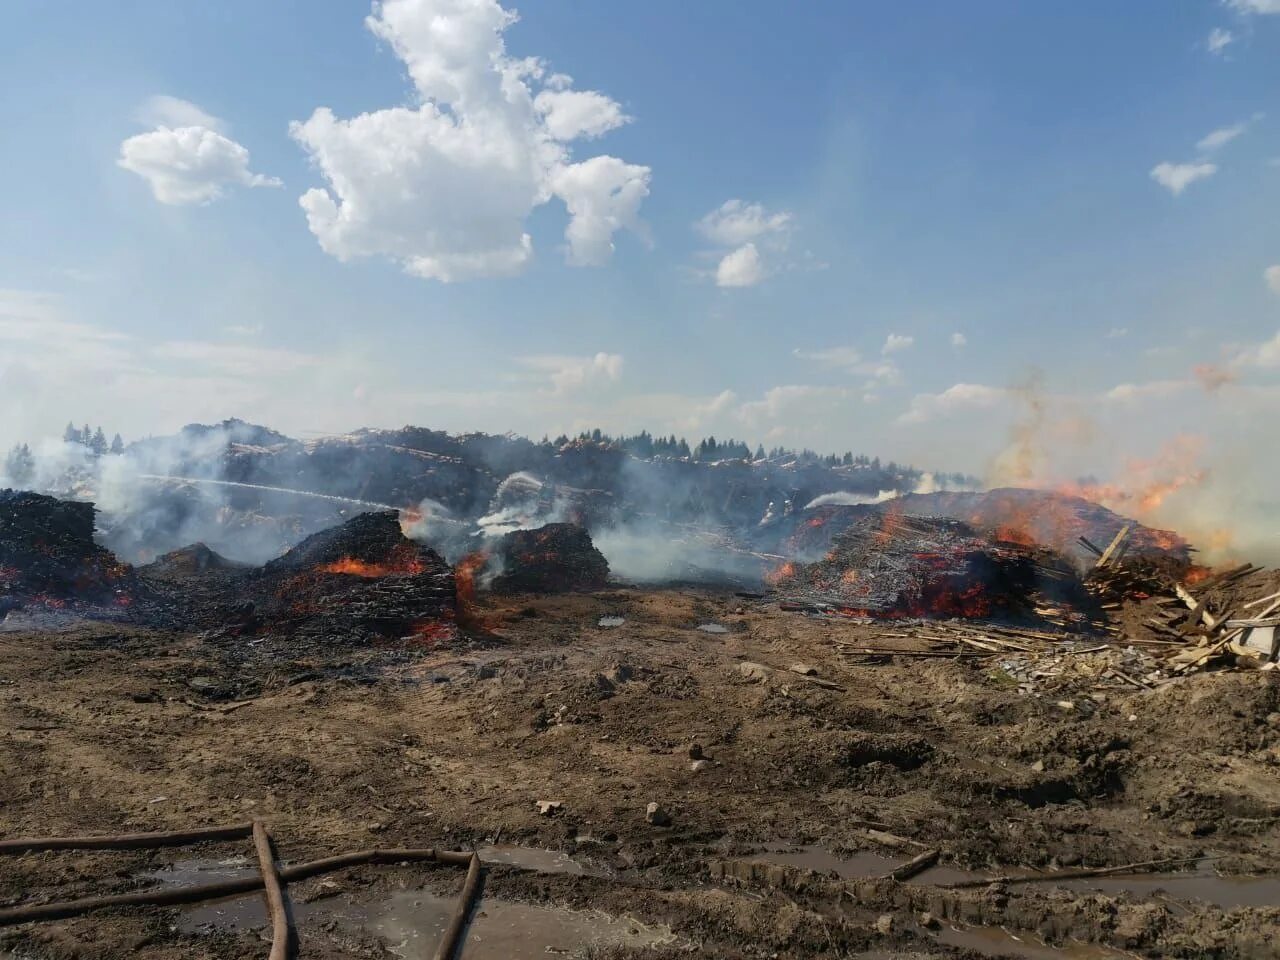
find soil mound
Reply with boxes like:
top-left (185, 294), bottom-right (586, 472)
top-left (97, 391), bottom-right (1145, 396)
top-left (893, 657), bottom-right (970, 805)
top-left (489, 523), bottom-right (610, 594)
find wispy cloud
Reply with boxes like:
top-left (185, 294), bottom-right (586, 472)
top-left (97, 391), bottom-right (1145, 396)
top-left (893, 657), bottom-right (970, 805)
top-left (1206, 27), bottom-right (1234, 55)
top-left (696, 199), bottom-right (794, 289)
top-left (1197, 123), bottom-right (1247, 152)
top-left (1150, 161), bottom-right (1217, 196)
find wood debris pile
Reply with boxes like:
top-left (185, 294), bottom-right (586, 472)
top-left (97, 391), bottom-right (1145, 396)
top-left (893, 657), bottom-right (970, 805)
top-left (829, 523), bottom-right (1277, 696)
top-left (770, 512), bottom-right (1100, 625)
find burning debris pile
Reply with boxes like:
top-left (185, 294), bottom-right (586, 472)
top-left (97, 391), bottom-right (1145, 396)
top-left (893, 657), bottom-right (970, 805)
top-left (487, 523), bottom-right (610, 594)
top-left (0, 489), bottom-right (133, 615)
top-left (142, 543), bottom-right (247, 579)
top-left (235, 512), bottom-right (457, 645)
top-left (769, 509), bottom-right (1094, 622)
top-left (780, 489), bottom-right (1190, 570)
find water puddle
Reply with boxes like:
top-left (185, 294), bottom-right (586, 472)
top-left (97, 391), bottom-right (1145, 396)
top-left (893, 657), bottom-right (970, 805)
top-left (755, 843), bottom-right (902, 879)
top-left (597, 616), bottom-right (626, 628)
top-left (477, 844), bottom-right (610, 878)
top-left (375, 889), bottom-right (673, 959)
top-left (148, 858), bottom-right (670, 957)
top-left (696, 622), bottom-right (729, 633)
top-left (1053, 868), bottom-right (1280, 910)
top-left (919, 860), bottom-right (1280, 910)
top-left (933, 923), bottom-right (1133, 959)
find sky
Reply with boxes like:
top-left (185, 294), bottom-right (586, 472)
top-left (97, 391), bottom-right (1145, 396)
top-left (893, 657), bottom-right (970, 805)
top-left (2, 0), bottom-right (1279, 553)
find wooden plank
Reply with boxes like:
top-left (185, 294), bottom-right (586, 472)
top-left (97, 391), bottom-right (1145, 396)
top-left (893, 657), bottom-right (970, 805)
top-left (1077, 536), bottom-right (1104, 557)
top-left (1095, 525), bottom-right (1131, 569)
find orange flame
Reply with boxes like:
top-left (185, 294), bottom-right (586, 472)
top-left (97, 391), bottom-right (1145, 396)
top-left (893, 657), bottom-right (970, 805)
top-left (318, 554), bottom-right (426, 578)
top-left (764, 561), bottom-right (797, 586)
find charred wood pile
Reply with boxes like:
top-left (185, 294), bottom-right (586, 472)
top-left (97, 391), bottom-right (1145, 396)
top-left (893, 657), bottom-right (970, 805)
top-left (487, 522), bottom-right (610, 594)
top-left (769, 510), bottom-right (1095, 623)
top-left (777, 489), bottom-right (1190, 570)
top-left (243, 512), bottom-right (457, 644)
top-left (0, 490), bottom-right (133, 615)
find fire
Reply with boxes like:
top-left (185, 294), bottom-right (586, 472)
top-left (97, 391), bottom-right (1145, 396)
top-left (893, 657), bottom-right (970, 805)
top-left (764, 561), bottom-right (797, 586)
top-left (992, 523), bottom-right (1036, 546)
top-left (407, 619), bottom-right (454, 647)
top-left (840, 569), bottom-right (860, 585)
top-left (874, 505), bottom-right (907, 545)
top-left (451, 551), bottom-right (490, 629)
top-left (1183, 565), bottom-right (1212, 586)
top-left (317, 546), bottom-right (426, 578)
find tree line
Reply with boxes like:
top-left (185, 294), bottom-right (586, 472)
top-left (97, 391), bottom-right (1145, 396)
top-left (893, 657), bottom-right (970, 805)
top-left (4, 424), bottom-right (129, 486)
top-left (543, 428), bottom-right (970, 484)
top-left (62, 422), bottom-right (125, 457)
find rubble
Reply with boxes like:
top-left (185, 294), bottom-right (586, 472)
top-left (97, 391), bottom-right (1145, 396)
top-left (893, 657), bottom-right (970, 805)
top-left (246, 512), bottom-right (457, 645)
top-left (487, 523), bottom-right (609, 594)
top-left (0, 489), bottom-right (134, 614)
top-left (645, 801), bottom-right (671, 826)
top-left (770, 509), bottom-right (1095, 623)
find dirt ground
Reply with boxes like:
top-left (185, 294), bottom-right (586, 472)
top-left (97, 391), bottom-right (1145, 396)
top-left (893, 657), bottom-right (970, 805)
top-left (1, 588), bottom-right (1279, 959)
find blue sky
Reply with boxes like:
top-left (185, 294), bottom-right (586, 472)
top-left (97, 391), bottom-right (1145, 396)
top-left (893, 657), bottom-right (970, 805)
top-left (2, 1), bottom-right (1279, 550)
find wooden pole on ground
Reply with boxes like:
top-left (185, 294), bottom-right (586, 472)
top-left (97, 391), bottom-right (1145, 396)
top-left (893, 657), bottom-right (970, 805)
top-left (0, 847), bottom-right (471, 927)
top-left (252, 820), bottom-right (291, 960)
top-left (0, 823), bottom-right (254, 855)
top-left (433, 851), bottom-right (482, 960)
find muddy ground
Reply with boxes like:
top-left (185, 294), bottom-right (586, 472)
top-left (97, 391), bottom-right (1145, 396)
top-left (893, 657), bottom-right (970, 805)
top-left (1, 588), bottom-right (1278, 959)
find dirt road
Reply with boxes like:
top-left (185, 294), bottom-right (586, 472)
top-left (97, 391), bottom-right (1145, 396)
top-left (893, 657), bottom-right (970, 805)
top-left (2, 588), bottom-right (1278, 958)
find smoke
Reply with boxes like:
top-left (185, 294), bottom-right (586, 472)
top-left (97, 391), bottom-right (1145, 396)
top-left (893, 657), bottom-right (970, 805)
top-left (592, 521), bottom-right (768, 585)
top-left (802, 472), bottom-right (980, 510)
top-left (5, 421), bottom-right (410, 565)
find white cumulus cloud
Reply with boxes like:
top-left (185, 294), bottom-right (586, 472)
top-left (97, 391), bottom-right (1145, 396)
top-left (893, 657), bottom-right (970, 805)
top-left (882, 333), bottom-right (914, 355)
top-left (119, 120), bottom-right (280, 206)
top-left (950, 332), bottom-right (967, 348)
top-left (696, 199), bottom-right (793, 288)
top-left (696, 200), bottom-right (792, 247)
top-left (1266, 265), bottom-right (1280, 295)
top-left (715, 243), bottom-right (763, 287)
top-left (897, 383), bottom-right (1009, 424)
top-left (1150, 161), bottom-right (1217, 196)
top-left (1228, 0), bottom-right (1280, 13)
top-left (289, 0), bottom-right (649, 282)
top-left (516, 352), bottom-right (624, 395)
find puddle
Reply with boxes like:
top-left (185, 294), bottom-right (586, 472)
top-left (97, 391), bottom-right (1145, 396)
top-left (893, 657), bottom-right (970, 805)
top-left (597, 616), bottom-right (626, 628)
top-left (151, 858), bottom-right (670, 958)
top-left (375, 889), bottom-right (672, 959)
top-left (755, 843), bottom-right (902, 879)
top-left (1054, 869), bottom-right (1280, 910)
top-left (696, 622), bottom-right (729, 633)
top-left (933, 923), bottom-right (1133, 959)
top-left (919, 860), bottom-right (1280, 910)
top-left (477, 844), bottom-right (610, 878)
top-left (180, 888), bottom-right (671, 958)
top-left (143, 856), bottom-right (255, 886)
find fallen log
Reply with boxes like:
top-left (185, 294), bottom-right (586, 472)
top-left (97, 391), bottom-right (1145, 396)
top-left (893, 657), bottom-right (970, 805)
top-left (0, 847), bottom-right (472, 926)
top-left (885, 848), bottom-right (940, 882)
top-left (0, 822), bottom-right (254, 855)
top-left (836, 647), bottom-right (996, 659)
top-left (939, 856), bottom-right (1206, 889)
top-left (433, 851), bottom-right (482, 960)
top-left (252, 821), bottom-right (291, 960)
